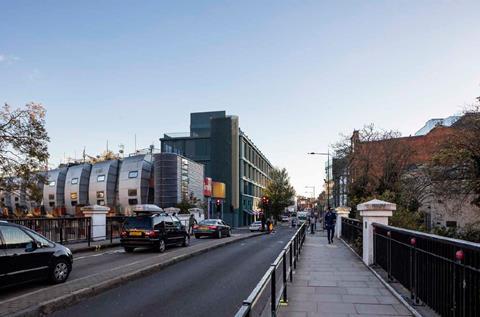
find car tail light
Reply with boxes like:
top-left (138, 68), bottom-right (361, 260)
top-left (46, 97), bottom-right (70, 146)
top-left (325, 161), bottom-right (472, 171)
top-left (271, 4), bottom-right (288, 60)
top-left (145, 230), bottom-right (159, 238)
top-left (193, 225), bottom-right (199, 229)
top-left (208, 226), bottom-right (217, 230)
top-left (120, 231), bottom-right (127, 238)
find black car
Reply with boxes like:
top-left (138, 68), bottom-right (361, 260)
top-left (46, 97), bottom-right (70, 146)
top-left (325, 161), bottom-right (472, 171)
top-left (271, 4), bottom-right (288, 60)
top-left (193, 219), bottom-right (231, 239)
top-left (120, 213), bottom-right (189, 253)
top-left (0, 221), bottom-right (73, 289)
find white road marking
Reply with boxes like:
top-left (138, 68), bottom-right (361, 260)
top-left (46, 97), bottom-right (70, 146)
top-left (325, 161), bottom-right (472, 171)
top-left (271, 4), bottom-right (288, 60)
top-left (74, 249), bottom-right (124, 260)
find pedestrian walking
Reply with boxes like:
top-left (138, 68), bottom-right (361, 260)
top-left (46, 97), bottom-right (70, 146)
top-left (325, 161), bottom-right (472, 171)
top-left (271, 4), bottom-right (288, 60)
top-left (261, 214), bottom-right (266, 232)
top-left (324, 209), bottom-right (337, 244)
top-left (188, 214), bottom-right (197, 235)
top-left (309, 214), bottom-right (315, 234)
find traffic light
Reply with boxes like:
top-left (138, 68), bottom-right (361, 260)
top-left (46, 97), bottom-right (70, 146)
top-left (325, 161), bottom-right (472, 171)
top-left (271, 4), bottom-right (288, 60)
top-left (215, 199), bottom-right (221, 206)
top-left (262, 196), bottom-right (269, 205)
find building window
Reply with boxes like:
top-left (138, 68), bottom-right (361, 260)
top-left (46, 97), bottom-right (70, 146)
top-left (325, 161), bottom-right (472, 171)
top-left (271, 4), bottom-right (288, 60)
top-left (96, 191), bottom-right (105, 199)
top-left (97, 200), bottom-right (105, 206)
top-left (97, 175), bottom-right (105, 182)
top-left (128, 189), bottom-right (137, 197)
top-left (446, 221), bottom-right (457, 228)
top-left (128, 171), bottom-right (138, 178)
top-left (128, 198), bottom-right (138, 205)
top-left (49, 202), bottom-right (55, 207)
top-left (49, 181), bottom-right (56, 187)
top-left (71, 201), bottom-right (77, 206)
top-left (71, 178), bottom-right (78, 185)
top-left (48, 194), bottom-right (55, 200)
top-left (70, 192), bottom-right (78, 200)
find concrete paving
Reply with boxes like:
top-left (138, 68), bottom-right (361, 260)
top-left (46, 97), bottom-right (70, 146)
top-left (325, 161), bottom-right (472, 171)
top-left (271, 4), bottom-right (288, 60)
top-left (278, 231), bottom-right (412, 317)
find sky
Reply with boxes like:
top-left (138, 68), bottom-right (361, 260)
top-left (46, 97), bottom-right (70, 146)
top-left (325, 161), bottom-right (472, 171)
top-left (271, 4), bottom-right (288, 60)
top-left (1, 1), bottom-right (479, 197)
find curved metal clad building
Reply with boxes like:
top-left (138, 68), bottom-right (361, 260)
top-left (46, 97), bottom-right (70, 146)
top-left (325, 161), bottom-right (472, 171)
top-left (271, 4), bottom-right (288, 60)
top-left (44, 168), bottom-right (68, 212)
top-left (64, 164), bottom-right (92, 215)
top-left (118, 154), bottom-right (152, 214)
top-left (89, 159), bottom-right (119, 208)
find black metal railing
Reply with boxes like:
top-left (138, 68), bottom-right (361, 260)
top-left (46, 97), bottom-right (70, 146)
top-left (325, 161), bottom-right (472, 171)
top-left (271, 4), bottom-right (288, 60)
top-left (235, 223), bottom-right (307, 317)
top-left (106, 216), bottom-right (126, 243)
top-left (9, 217), bottom-right (91, 245)
top-left (341, 217), bottom-right (363, 256)
top-left (373, 223), bottom-right (480, 317)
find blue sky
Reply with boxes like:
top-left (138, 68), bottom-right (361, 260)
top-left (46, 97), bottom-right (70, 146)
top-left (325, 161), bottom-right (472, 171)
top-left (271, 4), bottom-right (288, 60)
top-left (1, 1), bottom-right (479, 196)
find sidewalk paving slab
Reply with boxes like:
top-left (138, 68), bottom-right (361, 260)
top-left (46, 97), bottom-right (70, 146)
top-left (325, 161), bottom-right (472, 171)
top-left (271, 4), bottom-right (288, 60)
top-left (278, 232), bottom-right (413, 317)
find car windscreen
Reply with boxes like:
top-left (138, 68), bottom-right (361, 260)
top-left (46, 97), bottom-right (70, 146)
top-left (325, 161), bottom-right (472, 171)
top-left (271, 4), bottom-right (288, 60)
top-left (124, 217), bottom-right (152, 229)
top-left (298, 215), bottom-right (307, 220)
top-left (199, 220), bottom-right (218, 225)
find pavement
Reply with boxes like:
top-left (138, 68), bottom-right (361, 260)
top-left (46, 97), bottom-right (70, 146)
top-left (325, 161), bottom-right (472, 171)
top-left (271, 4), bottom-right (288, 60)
top-left (278, 231), bottom-right (413, 317)
top-left (0, 230), bottom-right (263, 317)
top-left (52, 226), bottom-right (297, 317)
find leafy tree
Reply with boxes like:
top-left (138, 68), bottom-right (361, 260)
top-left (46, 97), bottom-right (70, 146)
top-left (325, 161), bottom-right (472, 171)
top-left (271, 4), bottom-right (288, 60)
top-left (0, 103), bottom-right (49, 203)
top-left (176, 198), bottom-right (195, 214)
top-left (261, 168), bottom-right (295, 221)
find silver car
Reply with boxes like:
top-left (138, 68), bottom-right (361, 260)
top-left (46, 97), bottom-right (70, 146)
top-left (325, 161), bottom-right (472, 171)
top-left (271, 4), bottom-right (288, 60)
top-left (249, 221), bottom-right (262, 232)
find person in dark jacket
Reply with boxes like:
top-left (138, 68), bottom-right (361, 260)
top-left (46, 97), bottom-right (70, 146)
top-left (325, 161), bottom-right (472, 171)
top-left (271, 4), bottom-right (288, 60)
top-left (324, 209), bottom-right (337, 244)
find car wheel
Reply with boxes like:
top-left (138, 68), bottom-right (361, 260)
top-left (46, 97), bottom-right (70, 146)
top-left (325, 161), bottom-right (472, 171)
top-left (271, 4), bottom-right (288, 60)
top-left (50, 258), bottom-right (70, 284)
top-left (182, 235), bottom-right (190, 247)
top-left (195, 234), bottom-right (200, 239)
top-left (124, 247), bottom-right (135, 253)
top-left (158, 239), bottom-right (166, 253)
top-left (217, 230), bottom-right (222, 239)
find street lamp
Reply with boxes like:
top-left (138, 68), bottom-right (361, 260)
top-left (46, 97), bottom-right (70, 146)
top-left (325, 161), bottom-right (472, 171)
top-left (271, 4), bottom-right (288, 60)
top-left (307, 151), bottom-right (331, 209)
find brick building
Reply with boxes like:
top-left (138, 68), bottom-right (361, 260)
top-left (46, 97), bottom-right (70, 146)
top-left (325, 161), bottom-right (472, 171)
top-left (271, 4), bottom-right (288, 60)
top-left (348, 116), bottom-right (479, 229)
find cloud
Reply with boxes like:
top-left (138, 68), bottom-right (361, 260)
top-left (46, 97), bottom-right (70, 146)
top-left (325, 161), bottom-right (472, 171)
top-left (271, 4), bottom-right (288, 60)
top-left (0, 54), bottom-right (20, 64)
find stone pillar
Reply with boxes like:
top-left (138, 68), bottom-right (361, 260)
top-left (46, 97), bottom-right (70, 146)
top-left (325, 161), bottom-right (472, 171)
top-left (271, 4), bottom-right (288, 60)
top-left (358, 199), bottom-right (395, 266)
top-left (335, 206), bottom-right (351, 238)
top-left (81, 205), bottom-right (110, 241)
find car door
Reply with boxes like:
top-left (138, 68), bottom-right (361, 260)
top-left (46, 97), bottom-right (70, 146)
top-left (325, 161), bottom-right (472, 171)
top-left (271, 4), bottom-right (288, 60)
top-left (172, 216), bottom-right (184, 241)
top-left (164, 216), bottom-right (178, 245)
top-left (0, 225), bottom-right (48, 283)
top-left (0, 231), bottom-right (8, 286)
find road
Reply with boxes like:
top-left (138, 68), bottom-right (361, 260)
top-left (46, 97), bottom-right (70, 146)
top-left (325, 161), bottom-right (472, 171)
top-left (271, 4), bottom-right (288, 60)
top-left (0, 229), bottom-right (249, 302)
top-left (53, 226), bottom-right (296, 317)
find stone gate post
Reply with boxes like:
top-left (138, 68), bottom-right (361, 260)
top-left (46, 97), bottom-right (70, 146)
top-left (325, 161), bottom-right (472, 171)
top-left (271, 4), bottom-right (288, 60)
top-left (357, 199), bottom-right (395, 265)
top-left (335, 206), bottom-right (351, 239)
top-left (82, 205), bottom-right (110, 241)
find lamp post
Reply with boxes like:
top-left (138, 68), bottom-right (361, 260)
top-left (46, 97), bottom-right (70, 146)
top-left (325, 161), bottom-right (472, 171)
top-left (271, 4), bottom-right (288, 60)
top-left (307, 151), bottom-right (331, 210)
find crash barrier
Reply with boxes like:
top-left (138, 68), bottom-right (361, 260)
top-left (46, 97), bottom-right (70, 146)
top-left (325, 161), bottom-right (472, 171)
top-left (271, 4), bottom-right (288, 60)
top-left (235, 223), bottom-right (307, 317)
top-left (9, 217), bottom-right (91, 245)
top-left (341, 217), bottom-right (363, 256)
top-left (373, 223), bottom-right (480, 317)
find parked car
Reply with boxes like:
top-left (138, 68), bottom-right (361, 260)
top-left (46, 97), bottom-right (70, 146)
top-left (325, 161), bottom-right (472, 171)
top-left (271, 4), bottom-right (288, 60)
top-left (280, 215), bottom-right (289, 222)
top-left (249, 221), bottom-right (262, 232)
top-left (0, 220), bottom-right (73, 289)
top-left (193, 219), bottom-right (231, 239)
top-left (297, 211), bottom-right (308, 224)
top-left (120, 212), bottom-right (189, 253)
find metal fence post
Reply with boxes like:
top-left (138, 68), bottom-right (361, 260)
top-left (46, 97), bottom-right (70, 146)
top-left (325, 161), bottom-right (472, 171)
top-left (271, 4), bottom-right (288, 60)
top-left (271, 266), bottom-right (276, 316)
top-left (87, 218), bottom-right (91, 247)
top-left (60, 218), bottom-right (64, 244)
top-left (110, 221), bottom-right (113, 243)
top-left (387, 231), bottom-right (392, 281)
top-left (283, 251), bottom-right (287, 303)
top-left (289, 243), bottom-right (293, 282)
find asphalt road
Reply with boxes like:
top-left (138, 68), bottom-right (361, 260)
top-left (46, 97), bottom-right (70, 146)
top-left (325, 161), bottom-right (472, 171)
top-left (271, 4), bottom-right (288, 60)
top-left (53, 226), bottom-right (296, 317)
top-left (0, 229), bottom-right (249, 302)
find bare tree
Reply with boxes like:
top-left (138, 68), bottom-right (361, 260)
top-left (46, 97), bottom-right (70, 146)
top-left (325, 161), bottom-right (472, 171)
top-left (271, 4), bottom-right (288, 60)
top-left (0, 103), bottom-right (49, 201)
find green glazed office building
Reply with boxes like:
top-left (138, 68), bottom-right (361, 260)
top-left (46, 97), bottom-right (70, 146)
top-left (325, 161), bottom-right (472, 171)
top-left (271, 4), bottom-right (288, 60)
top-left (160, 111), bottom-right (273, 227)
